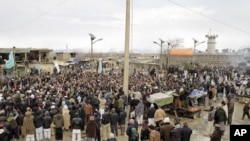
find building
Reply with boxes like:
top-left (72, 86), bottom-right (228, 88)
top-left (0, 47), bottom-right (54, 79)
top-left (168, 53), bottom-right (241, 67)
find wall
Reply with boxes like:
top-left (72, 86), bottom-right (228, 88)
top-left (29, 63), bottom-right (54, 74)
top-left (169, 54), bottom-right (240, 66)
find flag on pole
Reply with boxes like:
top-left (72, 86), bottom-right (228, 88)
top-left (54, 62), bottom-right (60, 73)
top-left (5, 51), bottom-right (15, 69)
top-left (98, 58), bottom-right (103, 74)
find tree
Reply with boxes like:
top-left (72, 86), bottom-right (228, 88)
top-left (167, 38), bottom-right (184, 48)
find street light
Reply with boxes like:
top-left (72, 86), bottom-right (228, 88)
top-left (192, 38), bottom-right (205, 67)
top-left (89, 33), bottom-right (103, 71)
top-left (153, 38), bottom-right (166, 70)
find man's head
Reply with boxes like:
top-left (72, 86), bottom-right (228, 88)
top-left (183, 122), bottom-right (188, 127)
top-left (148, 124), bottom-right (155, 131)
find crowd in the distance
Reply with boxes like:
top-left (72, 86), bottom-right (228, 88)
top-left (0, 64), bottom-right (249, 141)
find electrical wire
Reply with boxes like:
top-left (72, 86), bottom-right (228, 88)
top-left (168, 0), bottom-right (250, 35)
top-left (1, 0), bottom-right (68, 33)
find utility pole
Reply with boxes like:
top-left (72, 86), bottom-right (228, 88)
top-left (167, 42), bottom-right (171, 68)
top-left (153, 38), bottom-right (166, 70)
top-left (123, 0), bottom-right (130, 96)
top-left (192, 38), bottom-right (205, 68)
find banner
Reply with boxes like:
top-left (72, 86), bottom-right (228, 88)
top-left (54, 62), bottom-right (60, 73)
top-left (170, 48), bottom-right (193, 56)
top-left (5, 51), bottom-right (15, 69)
top-left (98, 58), bottom-right (103, 74)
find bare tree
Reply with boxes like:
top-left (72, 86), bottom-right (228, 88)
top-left (167, 38), bottom-right (184, 48)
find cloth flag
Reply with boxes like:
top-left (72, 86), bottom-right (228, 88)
top-left (98, 58), bottom-right (103, 74)
top-left (54, 62), bottom-right (60, 73)
top-left (5, 51), bottom-right (15, 69)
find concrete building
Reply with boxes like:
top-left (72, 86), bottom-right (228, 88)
top-left (0, 47), bottom-right (54, 79)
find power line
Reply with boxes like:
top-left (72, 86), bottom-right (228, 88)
top-left (1, 0), bottom-right (68, 33)
top-left (168, 0), bottom-right (250, 35)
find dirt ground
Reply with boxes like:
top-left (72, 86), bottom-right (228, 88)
top-left (16, 101), bottom-right (249, 141)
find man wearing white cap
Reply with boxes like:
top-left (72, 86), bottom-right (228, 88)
top-left (160, 117), bottom-right (174, 141)
top-left (147, 104), bottom-right (156, 126)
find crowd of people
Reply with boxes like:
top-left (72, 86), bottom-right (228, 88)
top-left (0, 64), bottom-right (249, 141)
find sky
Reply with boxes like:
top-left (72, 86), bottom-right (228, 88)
top-left (0, 0), bottom-right (250, 53)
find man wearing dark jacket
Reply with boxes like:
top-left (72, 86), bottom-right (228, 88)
top-left (119, 109), bottom-right (127, 136)
top-left (71, 112), bottom-right (83, 141)
top-left (78, 104), bottom-right (86, 132)
top-left (181, 122), bottom-right (192, 141)
top-left (147, 104), bottom-right (156, 126)
top-left (170, 122), bottom-right (182, 141)
top-left (126, 119), bottom-right (138, 141)
top-left (94, 109), bottom-right (101, 141)
top-left (43, 111), bottom-right (52, 141)
top-left (214, 105), bottom-right (227, 133)
top-left (110, 108), bottom-right (119, 136)
top-left (34, 110), bottom-right (44, 141)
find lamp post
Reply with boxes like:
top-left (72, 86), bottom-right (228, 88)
top-left (89, 33), bottom-right (103, 72)
top-left (153, 38), bottom-right (165, 70)
top-left (192, 38), bottom-right (205, 68)
top-left (167, 42), bottom-right (171, 68)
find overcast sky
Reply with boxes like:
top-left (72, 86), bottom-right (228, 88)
top-left (0, 0), bottom-right (250, 53)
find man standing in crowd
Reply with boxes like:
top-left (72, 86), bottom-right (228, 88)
top-left (8, 110), bottom-right (19, 141)
top-left (43, 111), bottom-right (52, 141)
top-left (227, 95), bottom-right (235, 125)
top-left (242, 101), bottom-right (250, 120)
top-left (53, 109), bottom-right (64, 141)
top-left (140, 120), bottom-right (150, 141)
top-left (71, 112), bottom-right (83, 141)
top-left (206, 106), bottom-right (215, 136)
top-left (126, 119), bottom-right (139, 141)
top-left (117, 96), bottom-right (125, 113)
top-left (78, 104), bottom-right (86, 133)
top-left (147, 104), bottom-right (156, 126)
top-left (214, 104), bottom-right (227, 135)
top-left (181, 122), bottom-right (192, 141)
top-left (118, 108), bottom-right (127, 136)
top-left (99, 92), bottom-right (106, 119)
top-left (148, 124), bottom-right (160, 141)
top-left (154, 106), bottom-right (166, 128)
top-left (210, 124), bottom-right (223, 141)
top-left (94, 108), bottom-right (101, 141)
top-left (62, 105), bottom-right (70, 131)
top-left (34, 110), bottom-right (44, 141)
top-left (102, 108), bottom-right (111, 141)
top-left (23, 107), bottom-right (35, 141)
top-left (86, 116), bottom-right (98, 141)
top-left (160, 117), bottom-right (174, 141)
top-left (85, 100), bottom-right (93, 124)
top-left (110, 108), bottom-right (119, 136)
top-left (170, 122), bottom-right (182, 141)
top-left (135, 100), bottom-right (144, 125)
